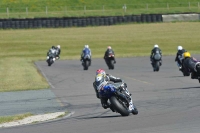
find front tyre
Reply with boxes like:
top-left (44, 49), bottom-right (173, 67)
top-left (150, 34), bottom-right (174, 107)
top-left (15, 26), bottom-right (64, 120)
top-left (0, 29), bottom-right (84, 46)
top-left (47, 58), bottom-right (53, 66)
top-left (132, 107), bottom-right (138, 115)
top-left (110, 96), bottom-right (129, 116)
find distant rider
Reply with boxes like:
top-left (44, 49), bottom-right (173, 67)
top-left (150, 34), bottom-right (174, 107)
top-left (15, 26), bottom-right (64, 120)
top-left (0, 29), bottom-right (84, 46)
top-left (46, 46), bottom-right (57, 62)
top-left (183, 52), bottom-right (200, 80)
top-left (104, 46), bottom-right (116, 64)
top-left (175, 46), bottom-right (186, 70)
top-left (93, 69), bottom-right (138, 114)
top-left (55, 45), bottom-right (61, 59)
top-left (150, 44), bottom-right (162, 66)
top-left (80, 45), bottom-right (92, 65)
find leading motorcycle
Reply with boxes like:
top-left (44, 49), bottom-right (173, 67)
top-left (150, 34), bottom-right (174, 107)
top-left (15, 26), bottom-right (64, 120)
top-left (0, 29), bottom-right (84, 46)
top-left (100, 82), bottom-right (138, 116)
top-left (47, 49), bottom-right (56, 66)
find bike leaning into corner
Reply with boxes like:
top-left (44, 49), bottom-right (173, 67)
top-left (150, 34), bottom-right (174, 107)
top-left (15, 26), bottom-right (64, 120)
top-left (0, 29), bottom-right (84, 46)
top-left (46, 46), bottom-right (57, 66)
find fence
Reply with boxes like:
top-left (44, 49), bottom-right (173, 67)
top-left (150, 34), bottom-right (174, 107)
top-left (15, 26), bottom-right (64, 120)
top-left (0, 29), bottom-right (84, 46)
top-left (0, 2), bottom-right (200, 18)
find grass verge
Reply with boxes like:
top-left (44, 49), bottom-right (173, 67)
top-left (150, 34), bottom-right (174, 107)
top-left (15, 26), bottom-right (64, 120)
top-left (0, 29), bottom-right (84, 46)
top-left (0, 113), bottom-right (32, 124)
top-left (0, 22), bottom-right (200, 92)
top-left (0, 58), bottom-right (49, 92)
top-left (0, 0), bottom-right (200, 18)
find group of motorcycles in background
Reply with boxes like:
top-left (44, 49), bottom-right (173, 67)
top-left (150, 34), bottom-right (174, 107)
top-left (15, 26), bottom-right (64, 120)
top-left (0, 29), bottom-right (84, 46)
top-left (46, 45), bottom-right (199, 84)
top-left (151, 45), bottom-right (200, 83)
top-left (80, 45), bottom-right (116, 70)
top-left (46, 45), bottom-right (116, 70)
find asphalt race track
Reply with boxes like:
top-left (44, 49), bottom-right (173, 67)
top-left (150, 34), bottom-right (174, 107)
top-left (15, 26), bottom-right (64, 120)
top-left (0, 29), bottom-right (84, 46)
top-left (2, 55), bottom-right (200, 133)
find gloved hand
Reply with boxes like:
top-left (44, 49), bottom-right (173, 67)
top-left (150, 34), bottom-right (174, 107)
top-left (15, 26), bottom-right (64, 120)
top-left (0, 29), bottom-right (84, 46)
top-left (114, 61), bottom-right (116, 64)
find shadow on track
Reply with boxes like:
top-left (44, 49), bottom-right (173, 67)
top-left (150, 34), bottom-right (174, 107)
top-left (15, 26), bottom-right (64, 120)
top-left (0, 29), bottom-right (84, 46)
top-left (167, 86), bottom-right (200, 90)
top-left (74, 110), bottom-right (122, 120)
top-left (167, 76), bottom-right (186, 78)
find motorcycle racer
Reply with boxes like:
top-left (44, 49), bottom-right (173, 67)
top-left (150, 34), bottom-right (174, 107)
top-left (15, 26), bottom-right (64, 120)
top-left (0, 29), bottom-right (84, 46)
top-left (182, 52), bottom-right (200, 81)
top-left (80, 45), bottom-right (92, 66)
top-left (93, 69), bottom-right (138, 115)
top-left (46, 46), bottom-right (57, 62)
top-left (150, 44), bottom-right (162, 66)
top-left (175, 46), bottom-right (186, 70)
top-left (104, 46), bottom-right (116, 64)
top-left (55, 45), bottom-right (61, 59)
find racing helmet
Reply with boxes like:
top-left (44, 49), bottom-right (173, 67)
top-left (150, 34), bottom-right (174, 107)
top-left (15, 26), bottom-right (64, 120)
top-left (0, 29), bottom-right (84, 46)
top-left (57, 45), bottom-right (60, 49)
top-left (96, 69), bottom-right (106, 76)
top-left (177, 46), bottom-right (183, 50)
top-left (183, 52), bottom-right (191, 58)
top-left (52, 46), bottom-right (55, 49)
top-left (107, 46), bottom-right (111, 49)
top-left (85, 45), bottom-right (89, 48)
top-left (154, 44), bottom-right (159, 48)
top-left (95, 74), bottom-right (107, 91)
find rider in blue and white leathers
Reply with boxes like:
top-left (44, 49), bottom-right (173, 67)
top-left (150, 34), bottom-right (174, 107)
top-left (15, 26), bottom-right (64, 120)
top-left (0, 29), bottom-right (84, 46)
top-left (93, 69), bottom-right (137, 114)
top-left (80, 45), bottom-right (92, 65)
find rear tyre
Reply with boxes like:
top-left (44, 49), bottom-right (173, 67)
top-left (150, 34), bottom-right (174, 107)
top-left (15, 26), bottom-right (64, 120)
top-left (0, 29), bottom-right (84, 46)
top-left (84, 60), bottom-right (89, 70)
top-left (155, 61), bottom-right (160, 71)
top-left (110, 96), bottom-right (129, 116)
top-left (110, 60), bottom-right (114, 69)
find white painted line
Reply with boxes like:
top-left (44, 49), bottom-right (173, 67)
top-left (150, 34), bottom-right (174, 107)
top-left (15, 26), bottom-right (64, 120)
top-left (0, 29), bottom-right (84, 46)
top-left (35, 62), bottom-right (55, 89)
top-left (0, 112), bottom-right (67, 128)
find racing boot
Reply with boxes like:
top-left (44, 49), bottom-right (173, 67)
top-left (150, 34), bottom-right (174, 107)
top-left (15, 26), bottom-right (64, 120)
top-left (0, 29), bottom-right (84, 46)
top-left (101, 98), bottom-right (109, 109)
top-left (132, 107), bottom-right (138, 115)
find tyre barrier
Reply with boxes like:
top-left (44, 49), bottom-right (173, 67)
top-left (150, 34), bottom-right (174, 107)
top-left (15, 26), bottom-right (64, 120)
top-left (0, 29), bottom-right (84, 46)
top-left (0, 14), bottom-right (164, 29)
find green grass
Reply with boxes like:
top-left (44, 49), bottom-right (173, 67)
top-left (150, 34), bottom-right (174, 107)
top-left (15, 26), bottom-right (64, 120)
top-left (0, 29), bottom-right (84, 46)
top-left (0, 113), bottom-right (32, 124)
top-left (0, 0), bottom-right (200, 18)
top-left (0, 22), bottom-right (200, 92)
top-left (0, 58), bottom-right (49, 92)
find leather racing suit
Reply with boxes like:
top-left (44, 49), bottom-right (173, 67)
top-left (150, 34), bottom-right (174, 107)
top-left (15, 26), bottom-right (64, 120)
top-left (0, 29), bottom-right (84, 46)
top-left (93, 74), bottom-right (135, 113)
top-left (104, 49), bottom-right (116, 64)
top-left (175, 49), bottom-right (186, 68)
top-left (81, 48), bottom-right (92, 65)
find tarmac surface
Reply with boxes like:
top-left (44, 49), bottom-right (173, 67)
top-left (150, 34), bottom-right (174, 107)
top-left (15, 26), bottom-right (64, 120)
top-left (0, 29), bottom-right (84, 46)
top-left (1, 55), bottom-right (200, 133)
top-left (0, 90), bottom-right (64, 116)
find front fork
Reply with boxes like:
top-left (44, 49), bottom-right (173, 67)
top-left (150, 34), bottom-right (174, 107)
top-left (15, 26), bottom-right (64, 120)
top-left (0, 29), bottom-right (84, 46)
top-left (120, 86), bottom-right (135, 111)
